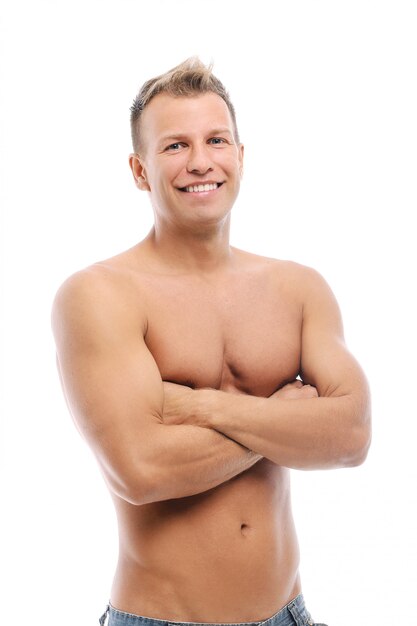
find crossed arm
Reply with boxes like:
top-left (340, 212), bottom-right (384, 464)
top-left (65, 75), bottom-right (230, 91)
top-left (52, 266), bottom-right (371, 507)
top-left (162, 269), bottom-right (371, 470)
top-left (52, 268), bottom-right (262, 506)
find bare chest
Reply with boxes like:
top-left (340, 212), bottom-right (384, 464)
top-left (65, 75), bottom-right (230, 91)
top-left (142, 273), bottom-right (301, 396)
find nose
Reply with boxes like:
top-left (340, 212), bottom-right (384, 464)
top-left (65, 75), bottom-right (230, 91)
top-left (186, 144), bottom-right (213, 175)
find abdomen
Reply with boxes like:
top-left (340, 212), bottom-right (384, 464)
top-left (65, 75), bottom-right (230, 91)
top-left (111, 460), bottom-right (301, 621)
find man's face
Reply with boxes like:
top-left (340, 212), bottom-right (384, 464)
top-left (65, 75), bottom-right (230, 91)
top-left (132, 92), bottom-right (244, 233)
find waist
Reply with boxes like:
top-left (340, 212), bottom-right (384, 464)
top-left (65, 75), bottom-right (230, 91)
top-left (111, 547), bottom-right (301, 622)
top-left (104, 594), bottom-right (313, 626)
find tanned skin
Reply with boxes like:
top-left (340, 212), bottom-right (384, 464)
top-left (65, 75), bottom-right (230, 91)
top-left (52, 92), bottom-right (371, 622)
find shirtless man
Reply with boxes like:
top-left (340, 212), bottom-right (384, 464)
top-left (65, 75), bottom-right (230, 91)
top-left (52, 58), bottom-right (371, 626)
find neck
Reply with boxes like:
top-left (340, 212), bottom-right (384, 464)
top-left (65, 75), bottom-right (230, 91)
top-left (145, 216), bottom-right (233, 274)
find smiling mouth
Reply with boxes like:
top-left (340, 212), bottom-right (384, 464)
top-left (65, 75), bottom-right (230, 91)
top-left (179, 182), bottom-right (223, 193)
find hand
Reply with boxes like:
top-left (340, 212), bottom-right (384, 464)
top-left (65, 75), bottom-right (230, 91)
top-left (270, 379), bottom-right (319, 400)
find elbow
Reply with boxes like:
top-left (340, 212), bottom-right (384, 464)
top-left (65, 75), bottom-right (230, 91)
top-left (117, 461), bottom-right (172, 506)
top-left (336, 389), bottom-right (371, 468)
top-left (104, 462), bottom-right (156, 506)
top-left (343, 414), bottom-right (372, 468)
top-left (126, 467), bottom-right (161, 506)
top-left (345, 432), bottom-right (371, 467)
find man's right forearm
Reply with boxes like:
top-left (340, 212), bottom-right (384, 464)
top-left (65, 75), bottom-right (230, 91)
top-left (137, 422), bottom-right (262, 505)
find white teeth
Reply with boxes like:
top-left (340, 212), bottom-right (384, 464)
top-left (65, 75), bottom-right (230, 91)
top-left (184, 183), bottom-right (219, 193)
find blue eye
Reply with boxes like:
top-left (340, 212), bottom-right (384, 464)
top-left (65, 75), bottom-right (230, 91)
top-left (166, 143), bottom-right (182, 151)
top-left (209, 137), bottom-right (226, 145)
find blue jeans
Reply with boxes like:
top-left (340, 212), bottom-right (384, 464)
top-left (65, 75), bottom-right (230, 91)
top-left (99, 594), bottom-right (327, 626)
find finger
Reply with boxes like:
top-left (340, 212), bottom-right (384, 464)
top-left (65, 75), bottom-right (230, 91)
top-left (282, 380), bottom-right (303, 389)
top-left (301, 385), bottom-right (319, 398)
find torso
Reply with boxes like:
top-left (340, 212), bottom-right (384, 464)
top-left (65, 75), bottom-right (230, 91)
top-left (106, 245), bottom-right (305, 622)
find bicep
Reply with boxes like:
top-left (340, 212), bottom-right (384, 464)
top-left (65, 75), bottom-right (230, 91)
top-left (299, 269), bottom-right (369, 405)
top-left (52, 272), bottom-right (164, 501)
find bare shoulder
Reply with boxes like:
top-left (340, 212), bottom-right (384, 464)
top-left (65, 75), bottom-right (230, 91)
top-left (275, 260), bottom-right (342, 319)
top-left (232, 247), bottom-right (332, 297)
top-left (51, 254), bottom-right (148, 347)
top-left (274, 260), bottom-right (336, 299)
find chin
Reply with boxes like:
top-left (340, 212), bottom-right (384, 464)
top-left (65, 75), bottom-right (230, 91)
top-left (190, 204), bottom-right (232, 223)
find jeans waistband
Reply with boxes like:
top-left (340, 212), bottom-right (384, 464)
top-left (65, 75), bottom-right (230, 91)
top-left (100, 594), bottom-right (314, 626)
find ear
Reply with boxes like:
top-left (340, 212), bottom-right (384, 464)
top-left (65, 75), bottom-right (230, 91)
top-left (238, 143), bottom-right (244, 178)
top-left (129, 153), bottom-right (151, 191)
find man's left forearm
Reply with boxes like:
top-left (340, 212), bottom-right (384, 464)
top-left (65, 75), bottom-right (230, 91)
top-left (199, 390), bottom-right (371, 470)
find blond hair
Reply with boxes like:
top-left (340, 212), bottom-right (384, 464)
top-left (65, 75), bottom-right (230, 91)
top-left (130, 57), bottom-right (239, 152)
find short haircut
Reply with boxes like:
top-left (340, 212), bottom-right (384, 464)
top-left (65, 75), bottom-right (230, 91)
top-left (130, 57), bottom-right (240, 153)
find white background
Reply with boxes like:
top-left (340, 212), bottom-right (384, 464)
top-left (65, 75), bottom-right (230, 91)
top-left (1, 1), bottom-right (416, 624)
